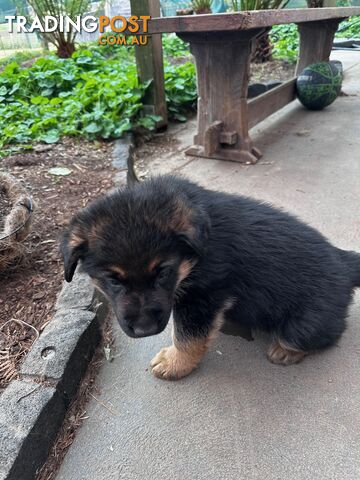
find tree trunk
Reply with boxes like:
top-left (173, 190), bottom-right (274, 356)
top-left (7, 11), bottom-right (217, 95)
top-left (252, 32), bottom-right (272, 63)
top-left (307, 0), bottom-right (324, 7)
top-left (56, 41), bottom-right (76, 59)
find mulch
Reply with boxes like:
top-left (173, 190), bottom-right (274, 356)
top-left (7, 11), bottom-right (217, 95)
top-left (0, 138), bottom-right (115, 390)
top-left (250, 59), bottom-right (295, 83)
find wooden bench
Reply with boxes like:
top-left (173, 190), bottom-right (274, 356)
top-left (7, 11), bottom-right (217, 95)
top-left (140, 7), bottom-right (360, 163)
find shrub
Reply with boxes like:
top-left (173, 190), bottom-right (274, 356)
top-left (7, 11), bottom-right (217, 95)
top-left (0, 36), bottom-right (197, 156)
top-left (0, 48), bottom-right (157, 156)
top-left (27, 0), bottom-right (92, 58)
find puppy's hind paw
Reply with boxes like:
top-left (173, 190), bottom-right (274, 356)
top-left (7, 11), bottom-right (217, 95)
top-left (267, 341), bottom-right (307, 366)
top-left (150, 345), bottom-right (196, 381)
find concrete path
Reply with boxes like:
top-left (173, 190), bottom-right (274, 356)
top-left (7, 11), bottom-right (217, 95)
top-left (57, 52), bottom-right (360, 480)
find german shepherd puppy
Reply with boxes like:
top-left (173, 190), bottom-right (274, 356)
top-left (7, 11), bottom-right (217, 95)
top-left (61, 175), bottom-right (360, 380)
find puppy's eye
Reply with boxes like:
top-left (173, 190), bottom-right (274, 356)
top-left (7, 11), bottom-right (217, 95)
top-left (108, 276), bottom-right (124, 290)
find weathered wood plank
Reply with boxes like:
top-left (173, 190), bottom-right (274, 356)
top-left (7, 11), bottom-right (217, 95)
top-left (248, 78), bottom-right (297, 129)
top-left (296, 19), bottom-right (341, 74)
top-left (139, 7), bottom-right (360, 35)
top-left (181, 30), bottom-right (263, 164)
top-left (130, 0), bottom-right (167, 127)
top-left (204, 121), bottom-right (223, 156)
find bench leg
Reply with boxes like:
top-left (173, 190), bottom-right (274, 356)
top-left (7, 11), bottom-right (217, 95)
top-left (296, 20), bottom-right (341, 75)
top-left (179, 31), bottom-right (264, 164)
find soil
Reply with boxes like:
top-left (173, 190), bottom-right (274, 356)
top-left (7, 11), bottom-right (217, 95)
top-left (134, 132), bottom-right (182, 180)
top-left (0, 138), bottom-right (115, 390)
top-left (250, 59), bottom-right (295, 83)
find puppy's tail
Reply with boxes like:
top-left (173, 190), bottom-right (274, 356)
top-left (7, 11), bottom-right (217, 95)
top-left (339, 249), bottom-right (360, 288)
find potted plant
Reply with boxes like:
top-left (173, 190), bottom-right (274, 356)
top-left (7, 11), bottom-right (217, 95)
top-left (192, 0), bottom-right (212, 14)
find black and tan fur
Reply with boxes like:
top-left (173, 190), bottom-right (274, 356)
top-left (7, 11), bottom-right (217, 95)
top-left (61, 176), bottom-right (360, 380)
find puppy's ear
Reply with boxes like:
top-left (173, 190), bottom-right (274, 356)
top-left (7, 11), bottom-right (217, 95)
top-left (171, 200), bottom-right (210, 256)
top-left (60, 224), bottom-right (87, 282)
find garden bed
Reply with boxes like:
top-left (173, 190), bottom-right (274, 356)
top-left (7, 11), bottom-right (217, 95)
top-left (0, 138), bottom-right (115, 391)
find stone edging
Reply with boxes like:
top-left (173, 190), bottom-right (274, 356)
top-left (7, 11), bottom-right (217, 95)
top-left (0, 272), bottom-right (108, 480)
top-left (0, 133), bottom-right (137, 480)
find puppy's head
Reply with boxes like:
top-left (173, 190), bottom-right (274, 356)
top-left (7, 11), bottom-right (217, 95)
top-left (60, 177), bottom-right (209, 338)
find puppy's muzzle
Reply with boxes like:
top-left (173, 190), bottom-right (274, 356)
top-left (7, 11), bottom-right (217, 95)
top-left (127, 323), bottom-right (162, 338)
top-left (120, 306), bottom-right (170, 338)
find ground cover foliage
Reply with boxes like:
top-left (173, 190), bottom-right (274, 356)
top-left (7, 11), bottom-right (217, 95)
top-left (0, 35), bottom-right (196, 156)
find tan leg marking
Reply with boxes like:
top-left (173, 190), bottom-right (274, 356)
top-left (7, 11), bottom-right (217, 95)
top-left (150, 339), bottom-right (208, 380)
top-left (150, 299), bottom-right (234, 380)
top-left (267, 341), bottom-right (307, 366)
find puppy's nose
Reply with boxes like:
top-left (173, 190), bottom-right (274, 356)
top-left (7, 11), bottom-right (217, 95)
top-left (133, 325), bottom-right (155, 337)
top-left (124, 314), bottom-right (139, 325)
top-left (132, 325), bottom-right (146, 336)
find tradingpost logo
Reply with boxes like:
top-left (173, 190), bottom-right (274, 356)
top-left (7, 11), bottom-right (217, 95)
top-left (5, 15), bottom-right (151, 46)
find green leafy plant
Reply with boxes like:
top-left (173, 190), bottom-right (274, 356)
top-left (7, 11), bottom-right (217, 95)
top-left (162, 34), bottom-right (191, 58)
top-left (270, 24), bottom-right (299, 63)
top-left (270, 18), bottom-right (360, 64)
top-left (0, 48), bottom-right (160, 156)
top-left (336, 17), bottom-right (360, 39)
top-left (164, 61), bottom-right (197, 121)
top-left (192, 0), bottom-right (212, 14)
top-left (236, 0), bottom-right (289, 9)
top-left (0, 50), bottom-right (42, 68)
top-left (0, 38), bottom-right (198, 156)
top-left (230, 0), bottom-right (241, 10)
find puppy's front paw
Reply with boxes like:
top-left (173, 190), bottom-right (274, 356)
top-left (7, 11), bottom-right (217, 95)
top-left (150, 346), bottom-right (196, 381)
top-left (267, 342), bottom-right (307, 366)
